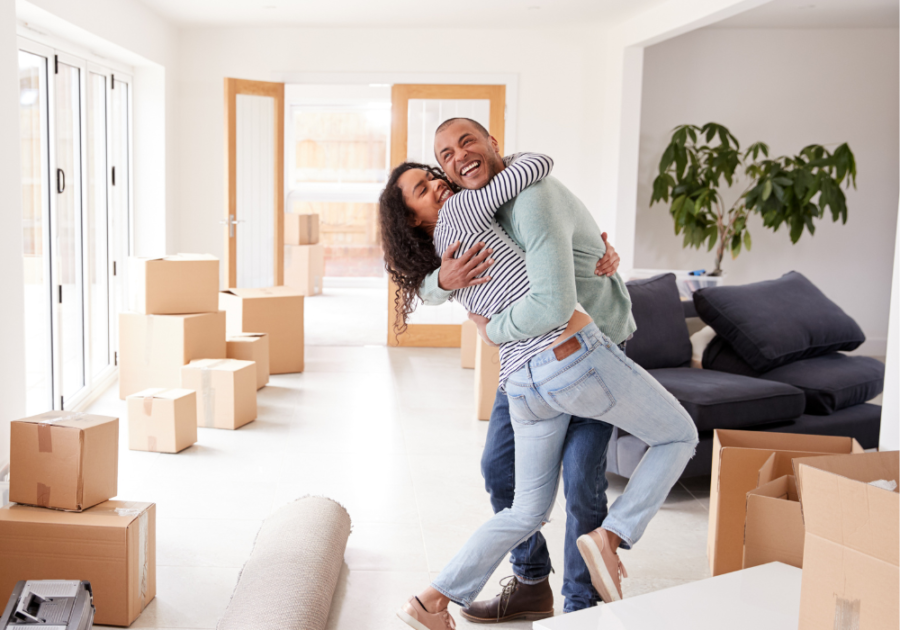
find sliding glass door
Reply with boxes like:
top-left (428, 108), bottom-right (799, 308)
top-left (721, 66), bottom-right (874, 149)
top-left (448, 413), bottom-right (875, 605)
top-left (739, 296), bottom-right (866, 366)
top-left (18, 38), bottom-right (132, 413)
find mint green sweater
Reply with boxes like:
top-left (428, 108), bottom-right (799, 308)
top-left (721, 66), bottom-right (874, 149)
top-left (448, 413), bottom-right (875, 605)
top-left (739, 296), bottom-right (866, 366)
top-left (420, 176), bottom-right (636, 346)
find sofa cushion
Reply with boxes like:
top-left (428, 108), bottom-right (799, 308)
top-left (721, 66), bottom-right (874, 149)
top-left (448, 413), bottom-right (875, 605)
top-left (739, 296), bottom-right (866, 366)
top-left (649, 367), bottom-right (805, 432)
top-left (702, 335), bottom-right (761, 377)
top-left (625, 274), bottom-right (692, 370)
top-left (760, 353), bottom-right (885, 415)
top-left (693, 271), bottom-right (865, 373)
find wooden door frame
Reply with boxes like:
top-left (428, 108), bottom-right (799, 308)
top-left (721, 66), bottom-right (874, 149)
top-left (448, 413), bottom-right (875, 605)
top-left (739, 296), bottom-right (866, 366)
top-left (387, 83), bottom-right (506, 348)
top-left (224, 78), bottom-right (285, 288)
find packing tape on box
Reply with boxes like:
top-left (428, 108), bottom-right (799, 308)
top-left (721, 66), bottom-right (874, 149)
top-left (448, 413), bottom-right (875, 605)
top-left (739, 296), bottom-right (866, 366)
top-left (198, 360), bottom-right (228, 428)
top-left (37, 412), bottom-right (87, 453)
top-left (94, 503), bottom-right (151, 608)
top-left (36, 482), bottom-right (51, 507)
top-left (147, 435), bottom-right (157, 451)
top-left (142, 389), bottom-right (173, 416)
top-left (834, 598), bottom-right (860, 630)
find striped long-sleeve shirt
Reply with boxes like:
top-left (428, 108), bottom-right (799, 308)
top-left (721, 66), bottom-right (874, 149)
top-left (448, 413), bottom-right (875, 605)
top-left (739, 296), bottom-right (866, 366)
top-left (433, 153), bottom-right (567, 387)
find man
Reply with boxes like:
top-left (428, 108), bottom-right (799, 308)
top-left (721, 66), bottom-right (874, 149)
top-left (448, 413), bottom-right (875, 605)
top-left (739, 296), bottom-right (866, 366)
top-left (418, 118), bottom-right (634, 619)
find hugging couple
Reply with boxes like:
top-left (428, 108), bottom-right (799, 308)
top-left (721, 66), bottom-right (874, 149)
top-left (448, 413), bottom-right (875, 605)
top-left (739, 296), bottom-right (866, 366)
top-left (379, 118), bottom-right (698, 629)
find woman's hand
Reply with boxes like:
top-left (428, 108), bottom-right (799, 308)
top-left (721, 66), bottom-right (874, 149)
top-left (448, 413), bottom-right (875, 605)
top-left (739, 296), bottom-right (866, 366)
top-left (595, 232), bottom-right (620, 277)
top-left (438, 242), bottom-right (495, 291)
top-left (468, 312), bottom-right (498, 346)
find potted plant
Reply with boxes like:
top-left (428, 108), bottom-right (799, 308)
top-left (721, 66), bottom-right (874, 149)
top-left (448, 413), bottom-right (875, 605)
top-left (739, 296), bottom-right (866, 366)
top-left (650, 122), bottom-right (856, 276)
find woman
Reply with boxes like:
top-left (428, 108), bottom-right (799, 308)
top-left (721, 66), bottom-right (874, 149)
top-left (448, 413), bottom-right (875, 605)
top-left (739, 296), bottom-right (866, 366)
top-left (380, 154), bottom-right (697, 630)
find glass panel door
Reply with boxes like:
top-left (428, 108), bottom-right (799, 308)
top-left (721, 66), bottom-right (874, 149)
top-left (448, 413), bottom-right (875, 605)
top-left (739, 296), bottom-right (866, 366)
top-left (18, 50), bottom-right (53, 414)
top-left (86, 72), bottom-right (109, 379)
top-left (53, 60), bottom-right (86, 403)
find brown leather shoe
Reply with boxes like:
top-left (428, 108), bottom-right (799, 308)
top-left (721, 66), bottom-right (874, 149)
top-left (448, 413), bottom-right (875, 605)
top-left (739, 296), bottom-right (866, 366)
top-left (460, 576), bottom-right (554, 624)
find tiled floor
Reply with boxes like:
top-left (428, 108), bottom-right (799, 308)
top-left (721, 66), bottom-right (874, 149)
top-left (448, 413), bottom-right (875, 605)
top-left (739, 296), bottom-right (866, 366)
top-left (86, 345), bottom-right (712, 630)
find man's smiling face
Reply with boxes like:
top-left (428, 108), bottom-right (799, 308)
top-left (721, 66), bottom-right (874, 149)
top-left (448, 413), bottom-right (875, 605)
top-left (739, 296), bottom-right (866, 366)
top-left (434, 119), bottom-right (505, 190)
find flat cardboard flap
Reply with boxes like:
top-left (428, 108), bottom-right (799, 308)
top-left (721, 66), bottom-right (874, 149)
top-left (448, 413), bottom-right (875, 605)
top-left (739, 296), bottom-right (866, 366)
top-left (0, 500), bottom-right (151, 527)
top-left (186, 358), bottom-right (254, 373)
top-left (749, 475), bottom-right (799, 502)
top-left (221, 286), bottom-right (303, 299)
top-left (716, 429), bottom-right (862, 454)
top-left (16, 411), bottom-right (117, 431)
top-left (796, 452), bottom-right (899, 567)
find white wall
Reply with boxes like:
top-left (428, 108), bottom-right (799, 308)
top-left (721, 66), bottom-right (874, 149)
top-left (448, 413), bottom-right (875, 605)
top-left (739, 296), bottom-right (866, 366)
top-left (0, 1), bottom-right (27, 471)
top-left (176, 26), bottom-right (606, 264)
top-left (634, 28), bottom-right (899, 354)
top-left (882, 205), bottom-right (899, 449)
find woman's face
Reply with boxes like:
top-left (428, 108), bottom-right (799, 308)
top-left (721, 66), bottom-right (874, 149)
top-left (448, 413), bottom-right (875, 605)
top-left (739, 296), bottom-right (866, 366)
top-left (397, 168), bottom-right (453, 233)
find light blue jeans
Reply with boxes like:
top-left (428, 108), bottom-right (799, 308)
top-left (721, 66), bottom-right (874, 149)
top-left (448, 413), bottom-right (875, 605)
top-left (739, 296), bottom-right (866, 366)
top-left (431, 323), bottom-right (698, 607)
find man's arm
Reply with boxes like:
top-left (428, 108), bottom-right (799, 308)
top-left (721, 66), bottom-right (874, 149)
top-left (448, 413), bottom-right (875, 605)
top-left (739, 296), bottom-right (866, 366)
top-left (485, 186), bottom-right (580, 343)
top-left (418, 241), bottom-right (495, 305)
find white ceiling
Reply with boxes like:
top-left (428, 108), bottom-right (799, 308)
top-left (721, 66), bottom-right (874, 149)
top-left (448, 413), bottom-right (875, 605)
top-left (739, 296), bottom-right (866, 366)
top-left (712, 0), bottom-right (898, 29)
top-left (135, 0), bottom-right (669, 28)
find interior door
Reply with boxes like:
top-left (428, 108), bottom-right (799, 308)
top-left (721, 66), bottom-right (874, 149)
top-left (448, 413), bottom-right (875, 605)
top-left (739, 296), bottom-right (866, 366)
top-left (387, 84), bottom-right (506, 347)
top-left (224, 78), bottom-right (285, 289)
top-left (52, 54), bottom-right (86, 407)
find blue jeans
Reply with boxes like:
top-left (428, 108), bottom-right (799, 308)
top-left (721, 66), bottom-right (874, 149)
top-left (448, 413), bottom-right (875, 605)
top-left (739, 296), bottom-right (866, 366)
top-left (482, 389), bottom-right (613, 612)
top-left (432, 324), bottom-right (697, 607)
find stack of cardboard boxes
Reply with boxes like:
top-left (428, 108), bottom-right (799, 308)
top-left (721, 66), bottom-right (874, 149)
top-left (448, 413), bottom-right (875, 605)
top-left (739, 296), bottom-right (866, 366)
top-left (708, 429), bottom-right (898, 630)
top-left (283, 212), bottom-right (324, 296)
top-left (120, 254), bottom-right (264, 438)
top-left (0, 411), bottom-right (156, 626)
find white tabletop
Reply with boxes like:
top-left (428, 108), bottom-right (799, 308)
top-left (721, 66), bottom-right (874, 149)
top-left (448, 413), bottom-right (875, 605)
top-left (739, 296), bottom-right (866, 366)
top-left (534, 562), bottom-right (801, 630)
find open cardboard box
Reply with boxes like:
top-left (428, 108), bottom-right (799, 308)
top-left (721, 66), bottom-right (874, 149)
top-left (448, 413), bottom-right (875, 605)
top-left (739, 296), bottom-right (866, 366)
top-left (128, 254), bottom-right (219, 315)
top-left (743, 474), bottom-right (804, 570)
top-left (794, 450), bottom-right (899, 630)
top-left (0, 500), bottom-right (155, 627)
top-left (708, 429), bottom-right (862, 576)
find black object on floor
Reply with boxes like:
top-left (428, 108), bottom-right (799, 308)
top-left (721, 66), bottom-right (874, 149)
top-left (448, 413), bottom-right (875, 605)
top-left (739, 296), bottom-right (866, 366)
top-left (1, 580), bottom-right (94, 629)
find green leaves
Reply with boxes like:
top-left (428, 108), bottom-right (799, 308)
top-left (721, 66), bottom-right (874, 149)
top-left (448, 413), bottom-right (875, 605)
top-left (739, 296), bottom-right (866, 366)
top-left (650, 122), bottom-right (856, 274)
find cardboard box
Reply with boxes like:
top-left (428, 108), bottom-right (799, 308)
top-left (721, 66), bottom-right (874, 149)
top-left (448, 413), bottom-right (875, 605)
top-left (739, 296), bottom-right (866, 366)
top-left (0, 500), bottom-right (156, 626)
top-left (128, 254), bottom-right (219, 315)
top-left (284, 212), bottom-right (320, 245)
top-left (9, 411), bottom-right (118, 512)
top-left (181, 359), bottom-right (257, 430)
top-left (795, 451), bottom-right (899, 630)
top-left (707, 429), bottom-right (862, 576)
top-left (118, 311), bottom-right (226, 399)
top-left (475, 339), bottom-right (501, 421)
top-left (127, 388), bottom-right (197, 453)
top-left (743, 475), bottom-right (804, 570)
top-left (284, 244), bottom-right (325, 296)
top-left (219, 287), bottom-right (304, 374)
top-left (461, 320), bottom-right (477, 369)
top-left (226, 333), bottom-right (270, 389)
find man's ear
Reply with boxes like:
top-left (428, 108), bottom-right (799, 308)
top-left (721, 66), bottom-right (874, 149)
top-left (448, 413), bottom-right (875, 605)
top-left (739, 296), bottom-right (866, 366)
top-left (489, 135), bottom-right (500, 154)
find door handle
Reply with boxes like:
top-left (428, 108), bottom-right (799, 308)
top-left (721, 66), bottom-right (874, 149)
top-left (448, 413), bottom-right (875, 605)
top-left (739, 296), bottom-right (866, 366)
top-left (218, 214), bottom-right (246, 238)
top-left (57, 169), bottom-right (65, 194)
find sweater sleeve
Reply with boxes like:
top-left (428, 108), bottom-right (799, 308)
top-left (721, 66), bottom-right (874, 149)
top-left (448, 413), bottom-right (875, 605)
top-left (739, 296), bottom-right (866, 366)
top-left (418, 268), bottom-right (452, 306)
top-left (485, 181), bottom-right (579, 343)
top-left (437, 153), bottom-right (553, 234)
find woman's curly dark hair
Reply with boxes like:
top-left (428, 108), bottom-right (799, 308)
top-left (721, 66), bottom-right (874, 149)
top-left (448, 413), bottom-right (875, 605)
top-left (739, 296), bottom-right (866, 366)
top-left (379, 162), bottom-right (457, 338)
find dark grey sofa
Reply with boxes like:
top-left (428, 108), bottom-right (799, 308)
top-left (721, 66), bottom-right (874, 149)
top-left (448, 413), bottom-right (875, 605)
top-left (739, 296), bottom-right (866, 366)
top-left (606, 273), bottom-right (883, 479)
